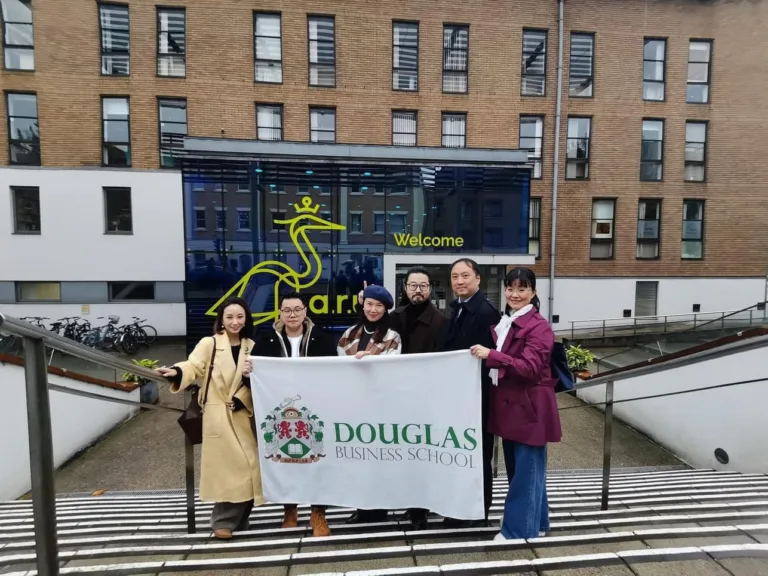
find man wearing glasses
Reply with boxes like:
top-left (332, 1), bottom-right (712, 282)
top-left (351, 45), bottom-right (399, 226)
top-left (251, 291), bottom-right (336, 536)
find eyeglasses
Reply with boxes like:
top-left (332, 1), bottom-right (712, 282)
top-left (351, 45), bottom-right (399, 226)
top-left (406, 283), bottom-right (430, 291)
top-left (280, 307), bottom-right (306, 316)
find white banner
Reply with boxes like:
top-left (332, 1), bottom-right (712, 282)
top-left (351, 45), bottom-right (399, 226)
top-left (249, 350), bottom-right (484, 520)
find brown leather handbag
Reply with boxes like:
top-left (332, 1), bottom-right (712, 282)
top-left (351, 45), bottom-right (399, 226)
top-left (177, 338), bottom-right (216, 445)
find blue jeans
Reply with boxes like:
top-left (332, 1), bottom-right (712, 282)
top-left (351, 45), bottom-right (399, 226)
top-left (500, 439), bottom-right (549, 539)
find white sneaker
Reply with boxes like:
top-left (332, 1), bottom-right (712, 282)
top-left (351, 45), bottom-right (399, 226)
top-left (538, 531), bottom-right (547, 537)
top-left (493, 532), bottom-right (507, 541)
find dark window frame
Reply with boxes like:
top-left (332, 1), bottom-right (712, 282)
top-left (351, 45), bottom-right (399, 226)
top-left (1, 0), bottom-right (34, 71)
top-left (5, 90), bottom-right (40, 165)
top-left (529, 197), bottom-right (542, 259)
top-left (103, 186), bottom-right (133, 235)
top-left (309, 106), bottom-right (336, 143)
top-left (569, 31), bottom-right (594, 98)
top-left (684, 120), bottom-right (708, 182)
top-left (101, 95), bottom-right (131, 167)
top-left (256, 102), bottom-right (284, 141)
top-left (565, 115), bottom-right (591, 180)
top-left (687, 38), bottom-right (713, 104)
top-left (642, 37), bottom-right (666, 102)
top-left (519, 114), bottom-right (544, 179)
top-left (307, 14), bottom-right (336, 88)
top-left (640, 117), bottom-right (665, 182)
top-left (157, 97), bottom-right (187, 168)
top-left (521, 28), bottom-right (548, 97)
top-left (636, 198), bottom-right (662, 260)
top-left (156, 6), bottom-right (185, 78)
top-left (98, 2), bottom-right (130, 76)
top-left (590, 197), bottom-right (616, 260)
top-left (253, 11), bottom-right (283, 84)
top-left (108, 281), bottom-right (156, 302)
top-left (392, 109), bottom-right (417, 146)
top-left (441, 111), bottom-right (467, 148)
top-left (194, 208), bottom-right (206, 229)
top-left (442, 23), bottom-right (469, 94)
top-left (681, 198), bottom-right (705, 260)
top-left (11, 185), bottom-right (41, 234)
top-left (392, 20), bottom-right (419, 92)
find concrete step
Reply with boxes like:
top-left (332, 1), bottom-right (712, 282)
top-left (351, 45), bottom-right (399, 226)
top-left (1, 468), bottom-right (767, 575)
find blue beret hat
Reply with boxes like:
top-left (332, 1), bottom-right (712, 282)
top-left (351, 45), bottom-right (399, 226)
top-left (363, 285), bottom-right (394, 310)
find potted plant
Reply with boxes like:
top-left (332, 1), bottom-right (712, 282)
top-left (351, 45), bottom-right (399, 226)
top-left (566, 345), bottom-right (595, 380)
top-left (122, 359), bottom-right (160, 405)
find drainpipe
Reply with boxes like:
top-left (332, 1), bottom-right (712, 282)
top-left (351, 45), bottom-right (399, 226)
top-left (548, 0), bottom-right (565, 324)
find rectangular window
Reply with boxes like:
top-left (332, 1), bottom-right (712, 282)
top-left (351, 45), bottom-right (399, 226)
top-left (373, 212), bottom-right (385, 234)
top-left (442, 112), bottom-right (466, 148)
top-left (215, 208), bottom-right (227, 231)
top-left (310, 107), bottom-right (335, 142)
top-left (590, 199), bottom-right (615, 259)
top-left (194, 208), bottom-right (206, 230)
top-left (99, 3), bottom-right (130, 75)
top-left (643, 38), bottom-right (666, 101)
top-left (12, 186), bottom-right (40, 233)
top-left (158, 98), bottom-right (187, 168)
top-left (102, 97), bottom-right (130, 166)
top-left (6, 92), bottom-right (40, 165)
top-left (237, 209), bottom-right (251, 231)
top-left (2, 0), bottom-right (34, 70)
top-left (393, 21), bottom-right (418, 91)
top-left (519, 116), bottom-right (543, 179)
top-left (109, 282), bottom-right (155, 301)
top-left (528, 198), bottom-right (541, 258)
top-left (687, 40), bottom-right (712, 103)
top-left (157, 7), bottom-right (185, 77)
top-left (257, 104), bottom-right (283, 141)
top-left (442, 24), bottom-right (468, 93)
top-left (640, 119), bottom-right (664, 181)
top-left (566, 117), bottom-right (591, 179)
top-left (392, 110), bottom-right (416, 146)
top-left (637, 199), bottom-right (661, 259)
top-left (682, 199), bottom-right (704, 259)
top-left (569, 33), bottom-right (594, 97)
top-left (104, 187), bottom-right (132, 234)
top-left (16, 281), bottom-right (60, 302)
top-left (521, 29), bottom-right (547, 96)
top-left (389, 213), bottom-right (407, 234)
top-left (349, 212), bottom-right (362, 233)
top-left (272, 211), bottom-right (286, 231)
top-left (685, 121), bottom-right (707, 182)
top-left (254, 12), bottom-right (282, 83)
top-left (308, 16), bottom-right (335, 87)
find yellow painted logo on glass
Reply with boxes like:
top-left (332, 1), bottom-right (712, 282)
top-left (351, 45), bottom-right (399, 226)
top-left (206, 197), bottom-right (347, 326)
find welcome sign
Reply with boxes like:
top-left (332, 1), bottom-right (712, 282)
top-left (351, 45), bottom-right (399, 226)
top-left (249, 351), bottom-right (485, 520)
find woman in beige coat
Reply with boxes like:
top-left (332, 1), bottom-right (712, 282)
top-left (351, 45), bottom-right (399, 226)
top-left (157, 297), bottom-right (263, 539)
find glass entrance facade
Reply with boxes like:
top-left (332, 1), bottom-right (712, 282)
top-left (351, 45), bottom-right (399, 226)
top-left (183, 158), bottom-right (531, 346)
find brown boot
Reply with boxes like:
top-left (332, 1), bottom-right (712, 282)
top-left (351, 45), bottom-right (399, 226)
top-left (214, 528), bottom-right (232, 539)
top-left (282, 504), bottom-right (298, 528)
top-left (311, 506), bottom-right (331, 537)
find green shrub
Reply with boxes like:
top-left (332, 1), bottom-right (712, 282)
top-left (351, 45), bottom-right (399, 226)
top-left (566, 345), bottom-right (595, 372)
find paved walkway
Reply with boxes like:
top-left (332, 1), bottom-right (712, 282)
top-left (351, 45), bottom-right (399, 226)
top-left (50, 341), bottom-right (681, 496)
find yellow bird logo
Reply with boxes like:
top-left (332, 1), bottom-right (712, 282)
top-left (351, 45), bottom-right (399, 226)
top-left (206, 197), bottom-right (346, 326)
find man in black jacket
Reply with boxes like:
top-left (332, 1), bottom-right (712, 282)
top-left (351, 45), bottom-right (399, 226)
top-left (251, 292), bottom-right (336, 537)
top-left (439, 258), bottom-right (501, 528)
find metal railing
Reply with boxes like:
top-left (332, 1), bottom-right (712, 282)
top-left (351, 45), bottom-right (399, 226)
top-left (2, 309), bottom-right (768, 576)
top-left (564, 305), bottom-right (766, 340)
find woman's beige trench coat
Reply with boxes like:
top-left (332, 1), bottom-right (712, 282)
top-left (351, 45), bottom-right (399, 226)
top-left (170, 333), bottom-right (264, 505)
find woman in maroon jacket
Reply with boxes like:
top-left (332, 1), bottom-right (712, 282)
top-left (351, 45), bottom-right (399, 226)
top-left (470, 267), bottom-right (562, 540)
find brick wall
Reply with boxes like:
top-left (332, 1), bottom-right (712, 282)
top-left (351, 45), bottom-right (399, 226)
top-left (1, 0), bottom-right (767, 279)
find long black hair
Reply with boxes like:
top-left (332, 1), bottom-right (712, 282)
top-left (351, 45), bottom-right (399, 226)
top-left (503, 267), bottom-right (540, 314)
top-left (352, 300), bottom-right (393, 343)
top-left (213, 297), bottom-right (255, 339)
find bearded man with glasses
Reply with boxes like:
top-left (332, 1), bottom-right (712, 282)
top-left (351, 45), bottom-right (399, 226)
top-left (250, 291), bottom-right (336, 536)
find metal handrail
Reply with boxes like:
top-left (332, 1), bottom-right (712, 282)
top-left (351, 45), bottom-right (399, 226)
top-left (568, 308), bottom-right (744, 325)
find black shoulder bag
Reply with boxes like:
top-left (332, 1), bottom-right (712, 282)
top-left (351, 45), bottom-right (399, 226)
top-left (177, 338), bottom-right (217, 445)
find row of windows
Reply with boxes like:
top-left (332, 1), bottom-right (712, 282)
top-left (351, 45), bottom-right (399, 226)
top-left (3, 2), bottom-right (713, 104)
top-left (590, 198), bottom-right (705, 260)
top-left (5, 92), bottom-right (711, 182)
top-left (10, 185), bottom-right (133, 234)
top-left (13, 281), bottom-right (157, 303)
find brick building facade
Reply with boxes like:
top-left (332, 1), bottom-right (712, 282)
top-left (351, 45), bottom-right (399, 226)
top-left (2, 0), bottom-right (767, 333)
